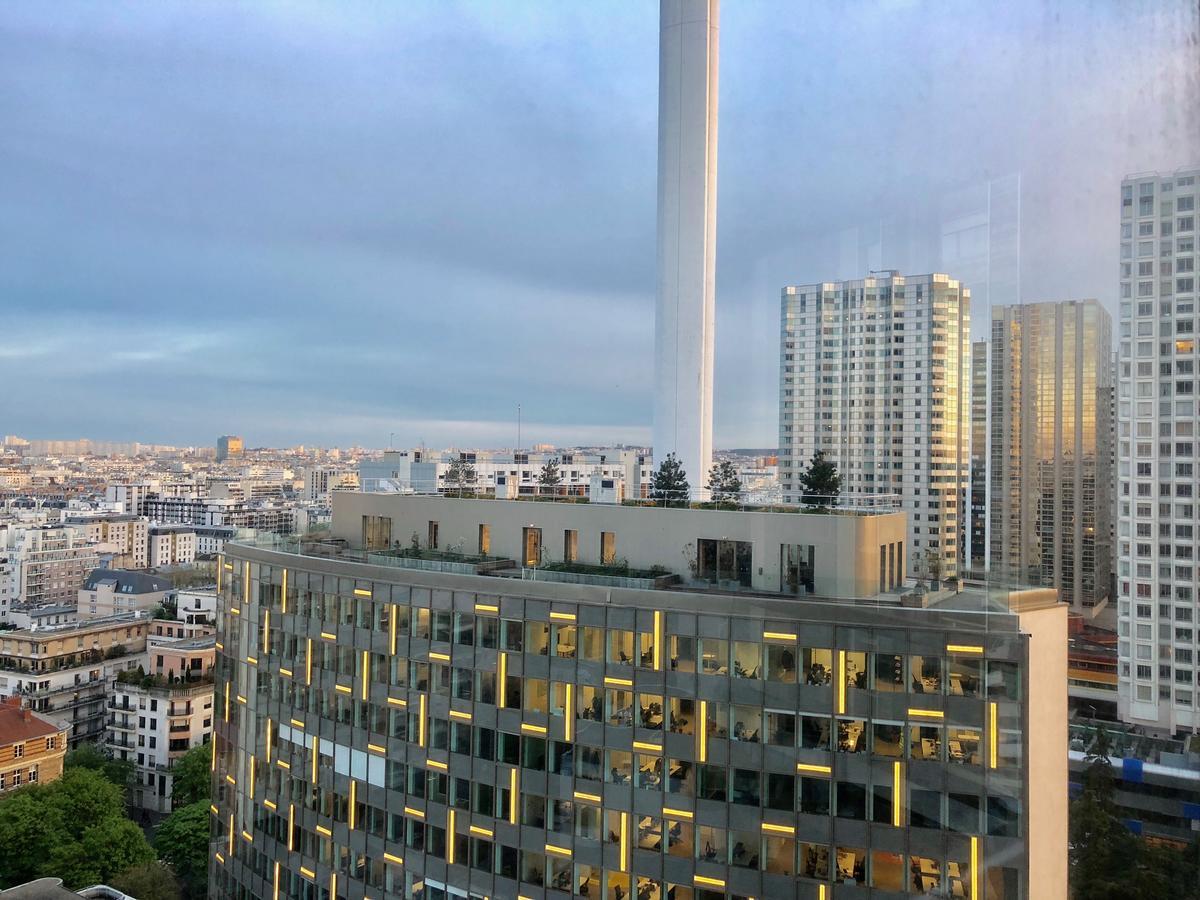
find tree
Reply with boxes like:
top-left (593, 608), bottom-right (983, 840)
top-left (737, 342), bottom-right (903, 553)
top-left (65, 741), bottom-right (134, 790)
top-left (111, 862), bottom-right (183, 900)
top-left (155, 801), bottom-right (211, 899)
top-left (444, 458), bottom-right (477, 495)
top-left (169, 743), bottom-right (212, 808)
top-left (0, 786), bottom-right (64, 886)
top-left (81, 817), bottom-right (157, 882)
top-left (0, 767), bottom-right (155, 891)
top-left (1069, 727), bottom-right (1142, 899)
top-left (46, 767), bottom-right (129, 840)
top-left (538, 457), bottom-right (562, 494)
top-left (798, 450), bottom-right (842, 506)
top-left (650, 453), bottom-right (690, 507)
top-left (706, 459), bottom-right (742, 504)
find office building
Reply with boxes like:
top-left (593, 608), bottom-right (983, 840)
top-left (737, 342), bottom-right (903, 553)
top-left (653, 0), bottom-right (719, 493)
top-left (989, 300), bottom-right (1114, 618)
top-left (967, 341), bottom-right (989, 579)
top-left (217, 436), bottom-right (245, 463)
top-left (0, 696), bottom-right (68, 794)
top-left (211, 491), bottom-right (1066, 899)
top-left (1116, 166), bottom-right (1200, 733)
top-left (779, 272), bottom-right (971, 580)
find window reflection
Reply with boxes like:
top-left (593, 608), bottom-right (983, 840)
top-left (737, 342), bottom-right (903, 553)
top-left (947, 726), bottom-right (981, 764)
top-left (948, 656), bottom-right (981, 696)
top-left (911, 655), bottom-right (942, 693)
top-left (910, 724), bottom-right (943, 761)
top-left (803, 648), bottom-right (833, 685)
top-left (800, 842), bottom-right (830, 880)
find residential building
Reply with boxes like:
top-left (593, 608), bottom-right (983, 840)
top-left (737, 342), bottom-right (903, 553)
top-left (211, 492), bottom-right (1066, 899)
top-left (65, 513), bottom-right (149, 569)
top-left (779, 272), bottom-right (971, 579)
top-left (174, 590), bottom-right (218, 627)
top-left (0, 614), bottom-right (150, 747)
top-left (138, 495), bottom-right (298, 534)
top-left (194, 524), bottom-right (237, 557)
top-left (216, 436), bottom-right (244, 462)
top-left (2, 525), bottom-right (100, 608)
top-left (78, 569), bottom-right (173, 619)
top-left (105, 483), bottom-right (155, 516)
top-left (148, 524), bottom-right (196, 568)
top-left (0, 696), bottom-right (67, 794)
top-left (9, 603), bottom-right (77, 630)
top-left (303, 466), bottom-right (359, 503)
top-left (967, 341), bottom-right (989, 579)
top-left (368, 448), bottom-right (653, 500)
top-left (1116, 166), bottom-right (1200, 734)
top-left (989, 300), bottom-right (1114, 619)
top-left (108, 623), bottom-right (215, 815)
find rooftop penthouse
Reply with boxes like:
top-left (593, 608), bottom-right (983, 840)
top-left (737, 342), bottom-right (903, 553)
top-left (326, 492), bottom-right (909, 602)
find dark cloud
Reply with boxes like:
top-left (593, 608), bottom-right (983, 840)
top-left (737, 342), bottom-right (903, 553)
top-left (0, 0), bottom-right (1196, 448)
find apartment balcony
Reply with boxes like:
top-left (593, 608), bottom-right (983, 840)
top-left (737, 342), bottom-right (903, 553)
top-left (108, 715), bottom-right (136, 731)
top-left (106, 736), bottom-right (138, 751)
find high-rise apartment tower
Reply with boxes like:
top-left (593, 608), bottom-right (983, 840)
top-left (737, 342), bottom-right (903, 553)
top-left (1117, 166), bottom-right (1200, 733)
top-left (779, 272), bottom-right (971, 580)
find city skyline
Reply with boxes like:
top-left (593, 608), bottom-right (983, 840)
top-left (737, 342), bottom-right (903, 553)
top-left (2, 1), bottom-right (1196, 449)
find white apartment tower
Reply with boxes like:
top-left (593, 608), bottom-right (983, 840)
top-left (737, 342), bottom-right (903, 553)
top-left (652, 0), bottom-right (719, 492)
top-left (779, 272), bottom-right (971, 579)
top-left (1117, 166), bottom-right (1200, 733)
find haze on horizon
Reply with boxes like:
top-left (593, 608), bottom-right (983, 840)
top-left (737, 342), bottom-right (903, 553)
top-left (2, 0), bottom-right (1197, 450)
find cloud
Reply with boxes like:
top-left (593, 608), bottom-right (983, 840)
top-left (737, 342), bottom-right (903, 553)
top-left (0, 0), bottom-right (1196, 448)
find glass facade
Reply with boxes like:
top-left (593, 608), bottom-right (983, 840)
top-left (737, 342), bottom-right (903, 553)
top-left (211, 544), bottom-right (1033, 899)
top-left (989, 300), bottom-right (1114, 612)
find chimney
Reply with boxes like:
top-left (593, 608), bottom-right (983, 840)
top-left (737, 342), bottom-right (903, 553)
top-left (21, 708), bottom-right (31, 722)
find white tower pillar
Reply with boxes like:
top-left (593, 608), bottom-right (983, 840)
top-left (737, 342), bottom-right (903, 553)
top-left (653, 0), bottom-right (718, 494)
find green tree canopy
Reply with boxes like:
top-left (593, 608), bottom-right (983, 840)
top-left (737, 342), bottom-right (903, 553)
top-left (1067, 726), bottom-right (1200, 899)
top-left (538, 457), bottom-right (562, 491)
top-left (65, 741), bottom-right (134, 789)
top-left (706, 459), bottom-right (742, 504)
top-left (154, 800), bottom-right (211, 899)
top-left (0, 767), bottom-right (154, 890)
top-left (46, 767), bottom-right (128, 842)
top-left (798, 450), bottom-right (842, 506)
top-left (650, 453), bottom-right (690, 507)
top-left (169, 743), bottom-right (212, 808)
top-left (444, 458), bottom-right (477, 494)
top-left (111, 862), bottom-right (183, 900)
top-left (0, 786), bottom-right (63, 886)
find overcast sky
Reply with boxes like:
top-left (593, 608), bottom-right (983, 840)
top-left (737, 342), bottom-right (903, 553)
top-left (2, 1), bottom-right (1197, 450)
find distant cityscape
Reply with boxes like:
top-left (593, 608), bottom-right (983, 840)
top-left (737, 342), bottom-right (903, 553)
top-left (0, 0), bottom-right (1194, 899)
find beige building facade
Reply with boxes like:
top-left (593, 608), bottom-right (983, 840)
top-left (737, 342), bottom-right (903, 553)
top-left (331, 492), bottom-right (909, 601)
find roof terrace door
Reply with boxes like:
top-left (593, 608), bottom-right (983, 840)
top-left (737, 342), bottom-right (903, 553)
top-left (522, 527), bottom-right (542, 567)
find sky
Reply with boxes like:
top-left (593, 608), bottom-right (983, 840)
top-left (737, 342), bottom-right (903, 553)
top-left (1, 0), bottom-right (1197, 450)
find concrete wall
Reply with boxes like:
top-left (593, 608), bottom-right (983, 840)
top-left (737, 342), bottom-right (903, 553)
top-left (332, 493), bottom-right (907, 601)
top-left (1010, 588), bottom-right (1068, 900)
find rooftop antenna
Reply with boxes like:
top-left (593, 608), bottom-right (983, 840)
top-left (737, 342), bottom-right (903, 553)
top-left (517, 404), bottom-right (522, 452)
